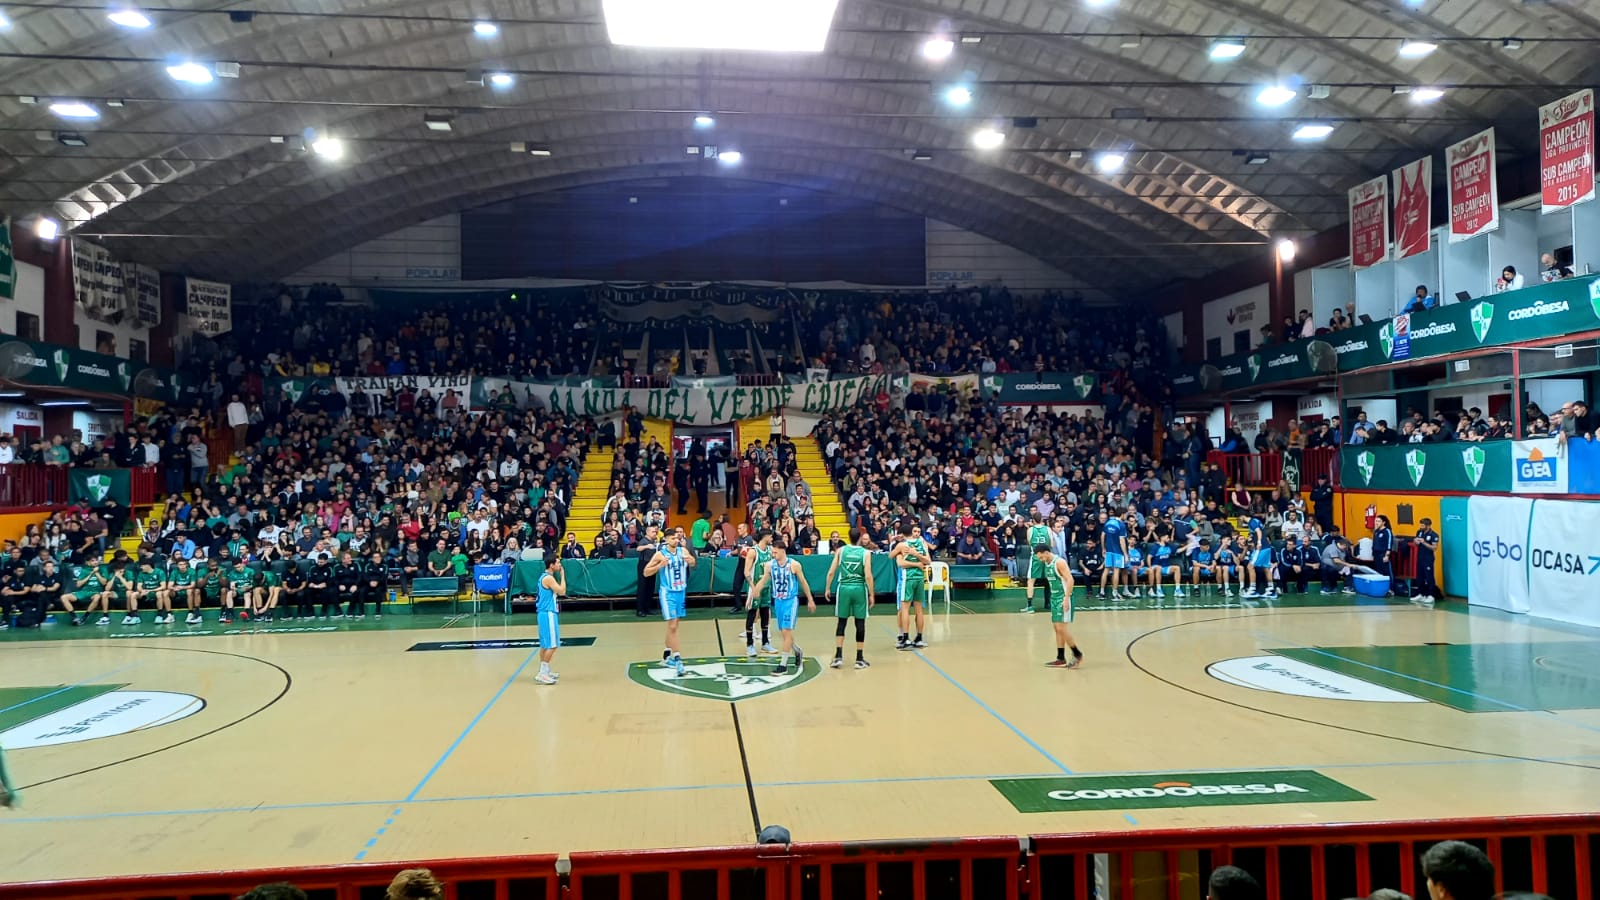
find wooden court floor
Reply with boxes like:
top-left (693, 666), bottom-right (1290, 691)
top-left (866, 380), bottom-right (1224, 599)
top-left (2, 592), bottom-right (1599, 885)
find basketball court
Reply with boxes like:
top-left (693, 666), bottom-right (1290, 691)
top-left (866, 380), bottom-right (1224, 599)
top-left (2, 593), bottom-right (1598, 885)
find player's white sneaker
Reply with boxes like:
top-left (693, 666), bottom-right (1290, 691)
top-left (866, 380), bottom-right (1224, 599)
top-left (762, 642), bottom-right (777, 653)
top-left (1241, 588), bottom-right (1259, 598)
top-left (96, 615), bottom-right (111, 625)
top-left (746, 644), bottom-right (757, 658)
top-left (535, 673), bottom-right (557, 685)
top-left (674, 657), bottom-right (686, 677)
top-left (830, 657), bottom-right (843, 668)
top-left (1174, 587), bottom-right (1186, 598)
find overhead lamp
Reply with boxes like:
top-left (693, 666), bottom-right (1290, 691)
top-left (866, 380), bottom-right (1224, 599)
top-left (1500, 37), bottom-right (1523, 52)
top-left (0, 10), bottom-right (10, 29)
top-left (1120, 36), bottom-right (1142, 49)
top-left (1084, 0), bottom-right (1117, 8)
top-left (601, 0), bottom-right (841, 52)
top-left (473, 20), bottom-right (499, 37)
top-left (311, 136), bottom-right (345, 159)
top-left (1398, 39), bottom-right (1437, 58)
top-left (1209, 38), bottom-right (1246, 60)
top-left (56, 132), bottom-right (88, 147)
top-left (1291, 122), bottom-right (1335, 141)
top-left (49, 101), bottom-right (99, 120)
top-left (35, 218), bottom-right (60, 241)
top-left (105, 98), bottom-right (125, 107)
top-left (107, 8), bottom-right (152, 28)
top-left (1256, 85), bottom-right (1297, 107)
top-left (912, 151), bottom-right (933, 161)
top-left (1306, 84), bottom-right (1331, 100)
top-left (971, 128), bottom-right (1005, 149)
top-left (166, 62), bottom-right (214, 84)
top-left (1276, 238), bottom-right (1297, 262)
top-left (1243, 151), bottom-right (1270, 165)
top-left (943, 85), bottom-right (973, 106)
top-left (528, 146), bottom-right (553, 157)
top-left (718, 150), bottom-right (743, 165)
top-left (424, 112), bottom-right (454, 131)
top-left (694, 114), bottom-right (716, 128)
top-left (1410, 86), bottom-right (1445, 104)
top-left (488, 72), bottom-right (515, 88)
top-left (959, 35), bottom-right (982, 44)
top-left (1095, 151), bottom-right (1126, 174)
top-left (39, 400), bottom-right (90, 407)
top-left (215, 61), bottom-right (242, 78)
top-left (921, 37), bottom-right (955, 60)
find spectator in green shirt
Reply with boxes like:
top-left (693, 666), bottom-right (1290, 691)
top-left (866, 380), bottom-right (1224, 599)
top-left (427, 539), bottom-right (453, 578)
top-left (690, 512), bottom-right (712, 553)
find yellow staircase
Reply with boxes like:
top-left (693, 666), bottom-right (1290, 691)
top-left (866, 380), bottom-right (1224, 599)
top-left (568, 448), bottom-right (619, 550)
top-left (792, 439), bottom-right (850, 539)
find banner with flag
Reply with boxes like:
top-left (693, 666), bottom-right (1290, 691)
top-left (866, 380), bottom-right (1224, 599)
top-left (1447, 129), bottom-right (1499, 242)
top-left (68, 469), bottom-right (132, 506)
top-left (1348, 176), bottom-right (1390, 269)
top-left (1392, 157), bottom-right (1432, 260)
top-left (1539, 88), bottom-right (1595, 213)
top-left (0, 217), bottom-right (14, 301)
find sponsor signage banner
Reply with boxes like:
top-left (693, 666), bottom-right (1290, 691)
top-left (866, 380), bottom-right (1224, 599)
top-left (185, 277), bottom-right (233, 336)
top-left (0, 217), bottom-right (13, 301)
top-left (1468, 495), bottom-right (1534, 614)
top-left (71, 239), bottom-right (128, 321)
top-left (68, 469), bottom-right (132, 506)
top-left (126, 263), bottom-right (162, 328)
top-left (1511, 438), bottom-right (1568, 494)
top-left (1539, 89), bottom-right (1595, 213)
top-left (990, 770), bottom-right (1371, 814)
top-left (1447, 129), bottom-right (1499, 242)
top-left (983, 372), bottom-right (1099, 403)
top-left (0, 337), bottom-right (184, 400)
top-left (1390, 314), bottom-right (1412, 361)
top-left (1342, 442), bottom-right (1510, 493)
top-left (1349, 176), bottom-right (1390, 269)
top-left (1207, 656), bottom-right (1425, 703)
top-left (1525, 498), bottom-right (1600, 627)
top-left (1392, 157), bottom-right (1433, 260)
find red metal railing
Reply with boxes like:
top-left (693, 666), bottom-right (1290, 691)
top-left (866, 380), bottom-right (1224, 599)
top-left (737, 374), bottom-right (781, 386)
top-left (0, 464), bottom-right (68, 509)
top-left (1209, 447), bottom-right (1338, 488)
top-left (3, 816), bottom-right (1593, 900)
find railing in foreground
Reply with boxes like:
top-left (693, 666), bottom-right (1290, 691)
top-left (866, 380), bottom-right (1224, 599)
top-left (3, 815), bottom-right (1593, 900)
top-left (1209, 446), bottom-right (1339, 489)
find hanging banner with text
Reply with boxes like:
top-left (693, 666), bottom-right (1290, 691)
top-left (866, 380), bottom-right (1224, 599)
top-left (1447, 129), bottom-right (1499, 242)
top-left (536, 373), bottom-right (891, 425)
top-left (1539, 88), bottom-right (1595, 213)
top-left (0, 217), bottom-right (13, 301)
top-left (0, 338), bottom-right (185, 401)
top-left (126, 263), bottom-right (161, 328)
top-left (1510, 437), bottom-right (1569, 494)
top-left (335, 374), bottom-right (473, 401)
top-left (1392, 157), bottom-right (1432, 260)
top-left (185, 278), bottom-right (233, 336)
top-left (982, 372), bottom-right (1100, 403)
top-left (71, 238), bottom-right (128, 321)
top-left (1348, 176), bottom-right (1390, 269)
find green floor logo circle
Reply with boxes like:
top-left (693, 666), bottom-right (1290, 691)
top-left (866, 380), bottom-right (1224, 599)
top-left (627, 656), bottom-right (821, 701)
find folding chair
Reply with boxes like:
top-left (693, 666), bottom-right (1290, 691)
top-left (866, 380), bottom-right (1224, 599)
top-left (927, 561), bottom-right (951, 614)
top-left (472, 563), bottom-right (512, 616)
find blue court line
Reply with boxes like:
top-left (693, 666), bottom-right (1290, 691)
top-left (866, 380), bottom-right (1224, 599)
top-left (1122, 814), bottom-right (1140, 826)
top-left (353, 647), bottom-right (542, 860)
top-left (0, 661), bottom-right (143, 717)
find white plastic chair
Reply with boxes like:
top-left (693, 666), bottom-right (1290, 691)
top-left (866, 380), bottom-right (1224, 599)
top-left (927, 561), bottom-right (951, 613)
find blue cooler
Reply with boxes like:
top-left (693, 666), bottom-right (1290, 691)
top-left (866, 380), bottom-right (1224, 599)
top-left (1354, 574), bottom-right (1390, 597)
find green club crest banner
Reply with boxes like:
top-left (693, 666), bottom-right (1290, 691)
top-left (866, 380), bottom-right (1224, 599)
top-left (0, 217), bottom-right (14, 302)
top-left (68, 469), bottom-right (131, 506)
top-left (1342, 443), bottom-right (1511, 492)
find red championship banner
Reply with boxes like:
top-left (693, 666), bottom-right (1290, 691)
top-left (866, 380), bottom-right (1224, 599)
top-left (1539, 88), bottom-right (1594, 213)
top-left (1392, 157), bottom-right (1432, 260)
top-left (1348, 176), bottom-right (1389, 270)
top-left (1447, 128), bottom-right (1498, 242)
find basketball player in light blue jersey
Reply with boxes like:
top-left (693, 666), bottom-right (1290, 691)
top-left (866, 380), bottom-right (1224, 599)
top-left (644, 530), bottom-right (696, 676)
top-left (748, 543), bottom-right (816, 675)
top-left (535, 556), bottom-right (566, 685)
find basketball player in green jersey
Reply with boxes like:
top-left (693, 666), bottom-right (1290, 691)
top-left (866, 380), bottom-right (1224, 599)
top-left (0, 743), bottom-right (15, 807)
top-left (825, 528), bottom-right (875, 669)
top-left (889, 520), bottom-right (930, 650)
top-left (743, 530), bottom-right (776, 655)
top-left (1022, 510), bottom-right (1052, 613)
top-left (1032, 543), bottom-right (1083, 668)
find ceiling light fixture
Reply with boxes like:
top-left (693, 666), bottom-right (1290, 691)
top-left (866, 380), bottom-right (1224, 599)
top-left (959, 35), bottom-right (982, 44)
top-left (1276, 238), bottom-right (1297, 262)
top-left (1244, 151), bottom-right (1270, 165)
top-left (1256, 85), bottom-right (1297, 107)
top-left (311, 136), bottom-right (345, 159)
top-left (528, 147), bottom-right (552, 157)
top-left (694, 114), bottom-right (716, 128)
top-left (601, 0), bottom-right (841, 52)
top-left (424, 112), bottom-right (454, 131)
top-left (718, 150), bottom-right (743, 165)
top-left (39, 400), bottom-right (90, 407)
top-left (49, 101), bottom-right (99, 119)
top-left (1084, 0), bottom-right (1117, 8)
top-left (921, 37), bottom-right (955, 60)
top-left (166, 62), bottom-right (214, 84)
top-left (473, 20), bottom-right (499, 37)
top-left (1500, 37), bottom-right (1523, 52)
top-left (488, 72), bottom-right (515, 88)
top-left (972, 128), bottom-right (1005, 149)
top-left (1410, 86), bottom-right (1445, 103)
top-left (0, 10), bottom-right (10, 29)
top-left (912, 151), bottom-right (933, 160)
top-left (943, 85), bottom-right (973, 106)
top-left (107, 8), bottom-right (152, 28)
top-left (1095, 151), bottom-right (1126, 174)
top-left (1398, 39), bottom-right (1437, 58)
top-left (1291, 122), bottom-right (1335, 141)
top-left (1209, 38), bottom-right (1246, 60)
top-left (56, 132), bottom-right (88, 147)
top-left (35, 218), bottom-right (60, 241)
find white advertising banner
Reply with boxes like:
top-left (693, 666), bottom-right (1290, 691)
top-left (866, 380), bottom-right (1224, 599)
top-left (1510, 438), bottom-right (1569, 494)
top-left (185, 278), bottom-right (232, 336)
top-left (1526, 498), bottom-right (1600, 627)
top-left (1466, 495), bottom-right (1532, 614)
top-left (71, 238), bottom-right (128, 321)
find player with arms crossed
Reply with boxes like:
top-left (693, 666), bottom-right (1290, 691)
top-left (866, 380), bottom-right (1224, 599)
top-left (889, 520), bottom-right (930, 650)
top-left (1031, 543), bottom-right (1083, 668)
top-left (742, 530), bottom-right (776, 656)
top-left (749, 543), bottom-right (815, 675)
top-left (1021, 510), bottom-right (1052, 613)
top-left (824, 529), bottom-right (875, 669)
top-left (644, 529), bottom-right (696, 676)
top-left (535, 556), bottom-right (566, 685)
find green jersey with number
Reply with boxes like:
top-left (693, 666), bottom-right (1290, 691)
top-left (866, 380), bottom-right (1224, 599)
top-left (837, 545), bottom-right (868, 585)
top-left (1027, 524), bottom-right (1051, 550)
top-left (899, 538), bottom-right (928, 584)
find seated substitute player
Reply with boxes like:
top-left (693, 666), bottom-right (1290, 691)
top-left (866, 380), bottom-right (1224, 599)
top-left (1190, 539), bottom-right (1217, 595)
top-left (278, 559), bottom-right (307, 619)
top-left (134, 558), bottom-right (173, 625)
top-left (1146, 534), bottom-right (1185, 599)
top-left (105, 560), bottom-right (140, 626)
top-left (358, 549), bottom-right (387, 618)
top-left (1278, 535), bottom-right (1311, 595)
top-left (223, 558), bottom-right (261, 623)
top-left (200, 562), bottom-right (227, 621)
top-left (535, 555), bottom-right (566, 685)
top-left (748, 542), bottom-right (815, 676)
top-left (1031, 543), bottom-right (1083, 668)
top-left (167, 556), bottom-right (203, 625)
top-left (1, 562), bottom-right (33, 628)
top-left (889, 520), bottom-right (931, 650)
top-left (333, 551), bottom-right (363, 619)
top-left (33, 560), bottom-right (67, 626)
top-left (1214, 535), bottom-right (1241, 598)
top-left (307, 553), bottom-right (335, 620)
top-left (824, 529), bottom-right (874, 670)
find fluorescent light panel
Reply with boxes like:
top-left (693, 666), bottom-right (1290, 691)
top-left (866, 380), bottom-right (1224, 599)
top-left (311, 137), bottom-right (345, 159)
top-left (602, 0), bottom-right (841, 52)
top-left (49, 101), bottom-right (99, 119)
top-left (718, 150), bottom-right (743, 164)
top-left (107, 8), bottom-right (151, 28)
top-left (1209, 39), bottom-right (1246, 59)
top-left (944, 85), bottom-right (973, 106)
top-left (166, 62), bottom-right (214, 84)
top-left (922, 37), bottom-right (954, 60)
top-left (473, 21), bottom-right (499, 37)
top-left (488, 72), bottom-right (515, 88)
top-left (1292, 122), bottom-right (1335, 140)
top-left (972, 128), bottom-right (1005, 149)
top-left (1398, 39), bottom-right (1437, 58)
top-left (1256, 85), bottom-right (1297, 106)
top-left (1095, 152), bottom-right (1126, 173)
top-left (1411, 87), bottom-right (1445, 103)
top-left (694, 114), bottom-right (716, 127)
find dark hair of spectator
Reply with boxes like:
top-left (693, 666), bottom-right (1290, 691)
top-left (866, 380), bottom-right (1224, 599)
top-left (1421, 840), bottom-right (1495, 900)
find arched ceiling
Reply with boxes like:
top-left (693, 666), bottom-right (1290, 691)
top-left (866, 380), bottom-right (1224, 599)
top-left (0, 0), bottom-right (1594, 297)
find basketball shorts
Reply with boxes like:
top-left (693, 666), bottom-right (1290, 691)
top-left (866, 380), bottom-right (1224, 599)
top-left (1049, 593), bottom-right (1074, 624)
top-left (660, 589), bottom-right (687, 621)
top-left (1028, 558), bottom-right (1048, 579)
top-left (897, 576), bottom-right (926, 606)
top-left (1103, 552), bottom-right (1125, 570)
top-left (773, 599), bottom-right (799, 631)
top-left (1251, 549), bottom-right (1273, 568)
top-left (538, 609), bottom-right (561, 650)
top-left (835, 584), bottom-right (868, 619)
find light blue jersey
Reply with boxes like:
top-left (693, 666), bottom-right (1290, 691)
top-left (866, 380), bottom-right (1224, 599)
top-left (658, 547), bottom-right (688, 621)
top-left (538, 574), bottom-right (561, 650)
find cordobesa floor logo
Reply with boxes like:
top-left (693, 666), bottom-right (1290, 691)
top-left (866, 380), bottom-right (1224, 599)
top-left (991, 770), bottom-right (1372, 813)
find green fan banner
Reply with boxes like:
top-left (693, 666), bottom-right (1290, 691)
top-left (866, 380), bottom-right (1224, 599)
top-left (1341, 442), bottom-right (1512, 493)
top-left (0, 338), bottom-right (184, 401)
top-left (69, 469), bottom-right (132, 506)
top-left (0, 217), bottom-right (14, 302)
top-left (982, 372), bottom-right (1101, 403)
